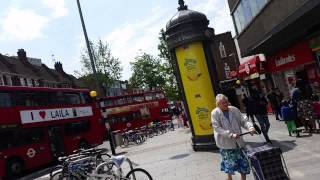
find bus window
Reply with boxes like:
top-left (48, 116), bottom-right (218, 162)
top-left (103, 99), bottom-right (114, 107)
top-left (145, 94), bottom-right (154, 101)
top-left (0, 93), bottom-right (12, 107)
top-left (155, 93), bottom-right (165, 99)
top-left (65, 93), bottom-right (81, 105)
top-left (16, 92), bottom-right (37, 106)
top-left (126, 97), bottom-right (133, 104)
top-left (55, 92), bottom-right (67, 105)
top-left (121, 116), bottom-right (127, 123)
top-left (0, 130), bottom-right (14, 149)
top-left (115, 98), bottom-right (126, 105)
top-left (133, 96), bottom-right (144, 102)
top-left (80, 92), bottom-right (93, 104)
top-left (33, 92), bottom-right (53, 106)
top-left (65, 121), bottom-right (90, 135)
top-left (20, 128), bottom-right (45, 144)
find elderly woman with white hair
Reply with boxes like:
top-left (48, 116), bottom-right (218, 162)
top-left (211, 94), bottom-right (256, 180)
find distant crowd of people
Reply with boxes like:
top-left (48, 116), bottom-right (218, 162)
top-left (242, 79), bottom-right (320, 137)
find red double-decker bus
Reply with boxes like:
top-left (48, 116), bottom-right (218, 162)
top-left (99, 90), bottom-right (171, 131)
top-left (0, 86), bottom-right (105, 178)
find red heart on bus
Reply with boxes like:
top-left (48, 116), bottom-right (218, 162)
top-left (39, 111), bottom-right (46, 119)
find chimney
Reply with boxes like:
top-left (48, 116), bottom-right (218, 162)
top-left (17, 49), bottom-right (27, 61)
top-left (54, 61), bottom-right (63, 72)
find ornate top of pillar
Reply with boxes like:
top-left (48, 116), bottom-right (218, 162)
top-left (178, 0), bottom-right (188, 11)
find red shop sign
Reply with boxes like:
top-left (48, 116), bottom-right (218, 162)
top-left (238, 55), bottom-right (260, 78)
top-left (267, 41), bottom-right (314, 72)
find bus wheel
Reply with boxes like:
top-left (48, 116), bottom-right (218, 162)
top-left (6, 157), bottom-right (24, 177)
top-left (79, 139), bottom-right (89, 149)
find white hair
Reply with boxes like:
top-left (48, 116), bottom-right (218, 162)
top-left (216, 94), bottom-right (228, 106)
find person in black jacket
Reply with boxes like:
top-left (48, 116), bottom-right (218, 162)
top-left (242, 94), bottom-right (256, 123)
top-left (254, 92), bottom-right (272, 144)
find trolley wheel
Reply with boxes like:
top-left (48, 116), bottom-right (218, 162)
top-left (125, 168), bottom-right (153, 180)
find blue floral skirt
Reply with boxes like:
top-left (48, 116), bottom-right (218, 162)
top-left (220, 148), bottom-right (250, 174)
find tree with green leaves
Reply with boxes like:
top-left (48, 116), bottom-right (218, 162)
top-left (76, 39), bottom-right (122, 91)
top-left (129, 53), bottom-right (166, 90)
top-left (158, 28), bottom-right (181, 100)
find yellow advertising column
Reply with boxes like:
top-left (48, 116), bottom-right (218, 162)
top-left (166, 1), bottom-right (219, 150)
top-left (175, 42), bottom-right (216, 136)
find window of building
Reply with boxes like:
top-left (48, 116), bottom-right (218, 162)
top-left (24, 78), bottom-right (28, 86)
top-left (232, 0), bottom-right (268, 34)
top-left (0, 75), bottom-right (3, 86)
top-left (6, 76), bottom-right (12, 86)
top-left (20, 78), bottom-right (25, 86)
top-left (3, 75), bottom-right (8, 85)
top-left (219, 42), bottom-right (227, 58)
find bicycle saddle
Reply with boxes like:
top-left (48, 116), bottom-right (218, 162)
top-left (111, 155), bottom-right (126, 167)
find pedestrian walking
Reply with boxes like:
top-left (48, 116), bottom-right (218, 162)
top-left (253, 92), bottom-right (272, 143)
top-left (267, 88), bottom-right (282, 120)
top-left (211, 94), bottom-right (256, 180)
top-left (242, 94), bottom-right (256, 123)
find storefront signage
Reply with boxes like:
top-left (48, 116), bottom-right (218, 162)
top-left (275, 54), bottom-right (295, 67)
top-left (267, 41), bottom-right (314, 72)
top-left (238, 55), bottom-right (259, 78)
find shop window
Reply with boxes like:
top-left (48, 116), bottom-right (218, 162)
top-left (219, 42), bottom-right (227, 58)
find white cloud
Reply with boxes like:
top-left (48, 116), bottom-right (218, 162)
top-left (104, 7), bottom-right (171, 80)
top-left (101, 0), bottom-right (234, 81)
top-left (193, 0), bottom-right (234, 35)
top-left (42, 0), bottom-right (68, 18)
top-left (0, 8), bottom-right (49, 41)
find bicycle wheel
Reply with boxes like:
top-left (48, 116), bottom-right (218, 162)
top-left (124, 168), bottom-right (153, 180)
top-left (50, 166), bottom-right (63, 179)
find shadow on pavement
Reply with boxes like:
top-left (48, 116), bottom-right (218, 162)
top-left (169, 153), bottom-right (190, 160)
top-left (246, 140), bottom-right (297, 153)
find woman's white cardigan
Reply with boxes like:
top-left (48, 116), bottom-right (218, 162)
top-left (211, 106), bottom-right (254, 149)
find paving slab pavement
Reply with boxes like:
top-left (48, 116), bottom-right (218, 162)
top-left (29, 115), bottom-right (320, 179)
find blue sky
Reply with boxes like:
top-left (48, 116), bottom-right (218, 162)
top-left (0, 0), bottom-right (234, 80)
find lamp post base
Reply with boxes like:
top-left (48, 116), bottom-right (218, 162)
top-left (191, 134), bottom-right (218, 151)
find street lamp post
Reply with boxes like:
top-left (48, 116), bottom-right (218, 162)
top-left (76, 0), bottom-right (100, 93)
top-left (76, 0), bottom-right (116, 155)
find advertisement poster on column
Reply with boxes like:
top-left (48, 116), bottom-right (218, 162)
top-left (175, 41), bottom-right (216, 136)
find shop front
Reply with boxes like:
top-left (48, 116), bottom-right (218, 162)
top-left (267, 40), bottom-right (318, 99)
top-left (238, 54), bottom-right (270, 96)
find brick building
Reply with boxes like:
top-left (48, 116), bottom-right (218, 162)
top-left (209, 31), bottom-right (242, 108)
top-left (0, 49), bottom-right (78, 88)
